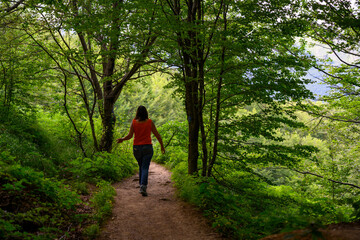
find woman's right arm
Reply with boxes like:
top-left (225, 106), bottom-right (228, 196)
top-left (117, 123), bottom-right (134, 143)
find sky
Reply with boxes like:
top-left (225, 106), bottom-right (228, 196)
top-left (304, 40), bottom-right (359, 97)
top-left (303, 0), bottom-right (359, 97)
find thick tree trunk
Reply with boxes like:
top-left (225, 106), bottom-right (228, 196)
top-left (98, 1), bottom-right (119, 153)
top-left (99, 52), bottom-right (116, 152)
top-left (171, 0), bottom-right (203, 175)
top-left (99, 114), bottom-right (116, 152)
top-left (99, 99), bottom-right (116, 152)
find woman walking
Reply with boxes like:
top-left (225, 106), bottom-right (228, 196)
top-left (117, 106), bottom-right (165, 196)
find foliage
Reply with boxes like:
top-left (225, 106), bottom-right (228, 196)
top-left (35, 109), bottom-right (84, 165)
top-left (157, 0), bottom-right (316, 175)
top-left (155, 120), bottom-right (188, 167)
top-left (83, 224), bottom-right (100, 240)
top-left (171, 156), bottom-right (357, 239)
top-left (24, 0), bottom-right (166, 152)
top-left (90, 181), bottom-right (117, 224)
top-left (0, 159), bottom-right (81, 240)
top-left (115, 73), bottom-right (186, 128)
top-left (82, 181), bottom-right (117, 239)
top-left (161, 106), bottom-right (359, 239)
top-left (303, 0), bottom-right (360, 182)
top-left (0, 13), bottom-right (50, 111)
top-left (0, 105), bottom-right (137, 239)
top-left (171, 162), bottom-right (203, 206)
top-left (69, 152), bottom-right (137, 183)
top-left (0, 106), bottom-right (58, 176)
top-left (1, 0), bottom-right (360, 239)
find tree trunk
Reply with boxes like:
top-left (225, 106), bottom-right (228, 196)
top-left (99, 101), bottom-right (116, 152)
top-left (171, 0), bottom-right (203, 175)
top-left (207, 3), bottom-right (227, 177)
top-left (185, 78), bottom-right (200, 175)
top-left (187, 113), bottom-right (199, 174)
top-left (99, 50), bottom-right (117, 152)
top-left (199, 62), bottom-right (208, 177)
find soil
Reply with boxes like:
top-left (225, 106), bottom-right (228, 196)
top-left (97, 162), bottom-right (226, 240)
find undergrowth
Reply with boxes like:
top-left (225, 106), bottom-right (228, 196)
top-left (0, 160), bottom-right (81, 239)
top-left (158, 146), bottom-right (358, 240)
top-left (170, 162), bottom-right (354, 239)
top-left (0, 107), bottom-right (137, 239)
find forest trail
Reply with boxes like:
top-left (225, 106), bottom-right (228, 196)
top-left (97, 162), bottom-right (226, 240)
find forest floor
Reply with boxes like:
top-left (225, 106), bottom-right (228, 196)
top-left (260, 220), bottom-right (360, 240)
top-left (97, 162), bottom-right (226, 240)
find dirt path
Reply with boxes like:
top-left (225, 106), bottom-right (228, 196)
top-left (97, 162), bottom-right (226, 240)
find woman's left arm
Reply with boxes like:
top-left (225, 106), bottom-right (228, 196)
top-left (151, 121), bottom-right (165, 154)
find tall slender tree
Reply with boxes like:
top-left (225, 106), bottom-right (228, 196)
top-left (160, 0), bottom-right (224, 175)
top-left (160, 0), bottom-right (315, 175)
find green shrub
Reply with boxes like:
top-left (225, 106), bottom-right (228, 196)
top-left (0, 128), bottom-right (57, 176)
top-left (70, 152), bottom-right (136, 183)
top-left (83, 224), bottom-right (100, 240)
top-left (35, 110), bottom-right (84, 163)
top-left (0, 159), bottom-right (82, 239)
top-left (155, 120), bottom-right (188, 167)
top-left (170, 159), bottom-right (356, 239)
top-left (72, 181), bottom-right (89, 195)
top-left (0, 105), bottom-right (44, 146)
top-left (90, 181), bottom-right (116, 220)
top-left (171, 162), bottom-right (203, 205)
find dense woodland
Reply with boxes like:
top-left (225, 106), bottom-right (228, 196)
top-left (1, 0), bottom-right (360, 239)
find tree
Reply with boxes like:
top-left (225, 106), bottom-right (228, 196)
top-left (159, 0), bottom-right (214, 174)
top-left (160, 0), bottom-right (315, 175)
top-left (304, 0), bottom-right (360, 123)
top-left (23, 0), bottom-right (163, 152)
top-left (0, 11), bottom-right (51, 113)
top-left (297, 0), bottom-right (360, 191)
top-left (3, 0), bottom-right (318, 176)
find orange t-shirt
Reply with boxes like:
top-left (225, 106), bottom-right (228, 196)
top-left (132, 119), bottom-right (152, 145)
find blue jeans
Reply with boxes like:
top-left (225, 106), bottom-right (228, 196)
top-left (133, 145), bottom-right (153, 186)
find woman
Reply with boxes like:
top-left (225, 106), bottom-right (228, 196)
top-left (117, 106), bottom-right (165, 196)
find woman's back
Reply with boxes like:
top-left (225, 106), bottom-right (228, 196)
top-left (132, 119), bottom-right (152, 146)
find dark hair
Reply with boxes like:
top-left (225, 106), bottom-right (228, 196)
top-left (135, 105), bottom-right (149, 121)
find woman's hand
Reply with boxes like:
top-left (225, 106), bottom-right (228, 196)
top-left (161, 145), bottom-right (165, 154)
top-left (116, 138), bottom-right (124, 143)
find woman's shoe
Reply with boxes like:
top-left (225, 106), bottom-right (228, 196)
top-left (139, 185), bottom-right (148, 196)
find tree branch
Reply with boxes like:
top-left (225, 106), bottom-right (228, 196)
top-left (292, 169), bottom-right (360, 190)
top-left (311, 24), bottom-right (360, 69)
top-left (2, 0), bottom-right (26, 13)
top-left (304, 109), bottom-right (360, 124)
top-left (164, 130), bottom-right (177, 148)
